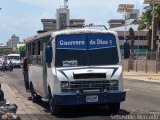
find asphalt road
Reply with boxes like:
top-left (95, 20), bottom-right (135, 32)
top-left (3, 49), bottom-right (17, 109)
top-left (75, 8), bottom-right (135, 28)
top-left (0, 69), bottom-right (160, 120)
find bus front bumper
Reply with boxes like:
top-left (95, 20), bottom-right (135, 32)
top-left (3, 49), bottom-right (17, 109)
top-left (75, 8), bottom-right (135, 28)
top-left (52, 91), bottom-right (126, 106)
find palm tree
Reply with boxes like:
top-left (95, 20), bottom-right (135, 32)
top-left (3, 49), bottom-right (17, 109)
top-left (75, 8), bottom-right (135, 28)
top-left (137, 4), bottom-right (160, 51)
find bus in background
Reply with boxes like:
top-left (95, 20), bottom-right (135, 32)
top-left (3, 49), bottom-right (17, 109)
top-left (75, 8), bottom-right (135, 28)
top-left (7, 54), bottom-right (21, 68)
top-left (25, 28), bottom-right (126, 115)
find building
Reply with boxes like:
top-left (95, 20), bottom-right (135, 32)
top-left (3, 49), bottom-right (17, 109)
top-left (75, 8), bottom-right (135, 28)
top-left (17, 43), bottom-right (25, 49)
top-left (70, 19), bottom-right (85, 27)
top-left (108, 9), bottom-right (140, 29)
top-left (56, 7), bottom-right (70, 30)
top-left (6, 40), bottom-right (11, 48)
top-left (108, 24), bottom-right (148, 54)
top-left (41, 19), bottom-right (85, 31)
top-left (0, 43), bottom-right (6, 48)
top-left (108, 19), bottom-right (125, 29)
top-left (41, 19), bottom-right (57, 31)
top-left (6, 34), bottom-right (20, 50)
top-left (41, 0), bottom-right (85, 32)
top-left (107, 9), bottom-right (149, 54)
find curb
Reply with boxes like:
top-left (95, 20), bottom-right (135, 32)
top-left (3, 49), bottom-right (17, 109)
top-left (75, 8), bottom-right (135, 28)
top-left (124, 77), bottom-right (160, 83)
top-left (123, 74), bottom-right (160, 76)
top-left (124, 75), bottom-right (160, 81)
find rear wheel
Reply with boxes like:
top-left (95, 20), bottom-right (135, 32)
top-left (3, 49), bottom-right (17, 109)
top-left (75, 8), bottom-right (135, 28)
top-left (30, 84), bottom-right (38, 103)
top-left (31, 91), bottom-right (38, 103)
top-left (108, 103), bottom-right (120, 114)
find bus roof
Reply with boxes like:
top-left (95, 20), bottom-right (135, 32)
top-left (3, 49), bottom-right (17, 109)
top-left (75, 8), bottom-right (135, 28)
top-left (25, 28), bottom-right (118, 44)
top-left (51, 28), bottom-right (118, 38)
top-left (8, 54), bottom-right (20, 56)
top-left (25, 31), bottom-right (53, 44)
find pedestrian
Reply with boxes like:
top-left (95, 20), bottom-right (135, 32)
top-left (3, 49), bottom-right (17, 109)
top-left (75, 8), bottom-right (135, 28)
top-left (22, 56), bottom-right (30, 92)
top-left (9, 60), bottom-right (13, 72)
top-left (2, 61), bottom-right (6, 72)
top-left (0, 83), bottom-right (4, 102)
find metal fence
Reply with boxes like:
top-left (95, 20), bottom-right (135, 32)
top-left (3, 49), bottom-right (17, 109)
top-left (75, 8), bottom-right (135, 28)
top-left (122, 52), bottom-right (160, 73)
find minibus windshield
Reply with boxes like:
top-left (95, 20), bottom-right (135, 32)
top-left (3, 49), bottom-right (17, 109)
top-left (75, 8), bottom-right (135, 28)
top-left (8, 56), bottom-right (20, 60)
top-left (55, 33), bottom-right (119, 67)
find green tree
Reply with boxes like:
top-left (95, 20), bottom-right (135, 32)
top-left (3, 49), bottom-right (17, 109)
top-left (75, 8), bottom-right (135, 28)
top-left (18, 45), bottom-right (26, 57)
top-left (0, 48), bottom-right (12, 55)
top-left (137, 4), bottom-right (160, 51)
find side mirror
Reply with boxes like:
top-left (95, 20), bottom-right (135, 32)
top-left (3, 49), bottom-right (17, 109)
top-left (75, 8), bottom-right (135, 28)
top-left (45, 43), bottom-right (53, 63)
top-left (124, 42), bottom-right (130, 59)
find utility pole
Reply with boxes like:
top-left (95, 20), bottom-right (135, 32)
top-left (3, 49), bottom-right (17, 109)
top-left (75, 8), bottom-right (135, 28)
top-left (117, 4), bottom-right (134, 42)
top-left (117, 4), bottom-right (134, 59)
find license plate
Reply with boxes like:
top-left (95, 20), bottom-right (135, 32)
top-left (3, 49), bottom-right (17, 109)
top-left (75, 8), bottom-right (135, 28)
top-left (86, 95), bottom-right (98, 102)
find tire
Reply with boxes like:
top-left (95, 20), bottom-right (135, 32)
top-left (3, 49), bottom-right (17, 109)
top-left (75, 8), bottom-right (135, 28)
top-left (31, 92), bottom-right (38, 103)
top-left (108, 103), bottom-right (120, 115)
top-left (30, 84), bottom-right (38, 103)
top-left (49, 97), bottom-right (61, 115)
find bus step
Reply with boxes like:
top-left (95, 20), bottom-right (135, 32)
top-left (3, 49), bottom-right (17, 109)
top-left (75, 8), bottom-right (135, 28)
top-left (41, 98), bottom-right (49, 103)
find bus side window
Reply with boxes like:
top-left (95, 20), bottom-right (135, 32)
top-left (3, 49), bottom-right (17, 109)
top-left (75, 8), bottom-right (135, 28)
top-left (37, 40), bottom-right (43, 65)
top-left (45, 42), bottom-right (52, 68)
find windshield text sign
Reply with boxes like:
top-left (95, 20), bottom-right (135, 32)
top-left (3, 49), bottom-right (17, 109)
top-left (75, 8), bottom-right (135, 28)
top-left (88, 34), bottom-right (116, 50)
top-left (56, 34), bottom-right (116, 50)
top-left (56, 34), bottom-right (87, 50)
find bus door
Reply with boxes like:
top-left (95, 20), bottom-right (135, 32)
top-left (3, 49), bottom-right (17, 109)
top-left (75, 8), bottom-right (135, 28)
top-left (42, 42), bottom-right (48, 99)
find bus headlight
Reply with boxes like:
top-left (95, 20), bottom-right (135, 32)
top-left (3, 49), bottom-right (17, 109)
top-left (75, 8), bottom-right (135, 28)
top-left (61, 82), bottom-right (69, 88)
top-left (110, 80), bottom-right (118, 86)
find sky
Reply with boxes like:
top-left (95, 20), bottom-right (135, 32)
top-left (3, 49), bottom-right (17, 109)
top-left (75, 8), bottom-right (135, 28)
top-left (0, 0), bottom-right (145, 44)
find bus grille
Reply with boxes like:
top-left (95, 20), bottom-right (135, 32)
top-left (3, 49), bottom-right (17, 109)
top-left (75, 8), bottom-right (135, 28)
top-left (61, 80), bottom-right (118, 93)
top-left (74, 73), bottom-right (106, 79)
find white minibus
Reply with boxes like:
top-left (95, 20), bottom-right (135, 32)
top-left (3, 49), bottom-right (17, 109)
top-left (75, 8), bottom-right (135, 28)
top-left (25, 28), bottom-right (126, 115)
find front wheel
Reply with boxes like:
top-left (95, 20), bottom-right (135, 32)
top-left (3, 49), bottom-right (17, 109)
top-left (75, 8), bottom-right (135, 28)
top-left (108, 103), bottom-right (120, 114)
top-left (49, 97), bottom-right (61, 115)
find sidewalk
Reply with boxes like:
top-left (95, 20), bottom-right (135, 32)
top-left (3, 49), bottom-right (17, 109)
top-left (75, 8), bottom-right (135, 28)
top-left (0, 75), bottom-right (45, 114)
top-left (123, 71), bottom-right (160, 82)
top-left (0, 74), bottom-right (55, 120)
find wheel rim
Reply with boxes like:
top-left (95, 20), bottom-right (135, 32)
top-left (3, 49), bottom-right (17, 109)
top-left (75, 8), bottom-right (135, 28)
top-left (49, 99), bottom-right (53, 113)
top-left (30, 85), bottom-right (36, 101)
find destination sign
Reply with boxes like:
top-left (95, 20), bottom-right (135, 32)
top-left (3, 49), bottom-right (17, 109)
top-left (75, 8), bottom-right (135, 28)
top-left (56, 34), bottom-right (116, 50)
top-left (56, 34), bottom-right (87, 50)
top-left (88, 34), bottom-right (116, 50)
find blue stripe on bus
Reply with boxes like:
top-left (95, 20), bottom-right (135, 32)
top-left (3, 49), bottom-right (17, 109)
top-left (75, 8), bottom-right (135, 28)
top-left (58, 67), bottom-right (119, 80)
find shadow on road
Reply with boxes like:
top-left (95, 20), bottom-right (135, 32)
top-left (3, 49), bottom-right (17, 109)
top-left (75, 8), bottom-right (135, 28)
top-left (33, 101), bottom-right (130, 118)
top-left (56, 107), bottom-right (129, 118)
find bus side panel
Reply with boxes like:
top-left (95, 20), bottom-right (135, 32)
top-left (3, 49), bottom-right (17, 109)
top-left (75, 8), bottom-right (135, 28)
top-left (42, 42), bottom-right (49, 98)
top-left (29, 65), bottom-right (45, 96)
top-left (46, 39), bottom-right (61, 97)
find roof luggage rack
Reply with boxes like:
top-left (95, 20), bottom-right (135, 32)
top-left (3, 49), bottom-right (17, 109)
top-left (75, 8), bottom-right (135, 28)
top-left (60, 24), bottom-right (107, 30)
